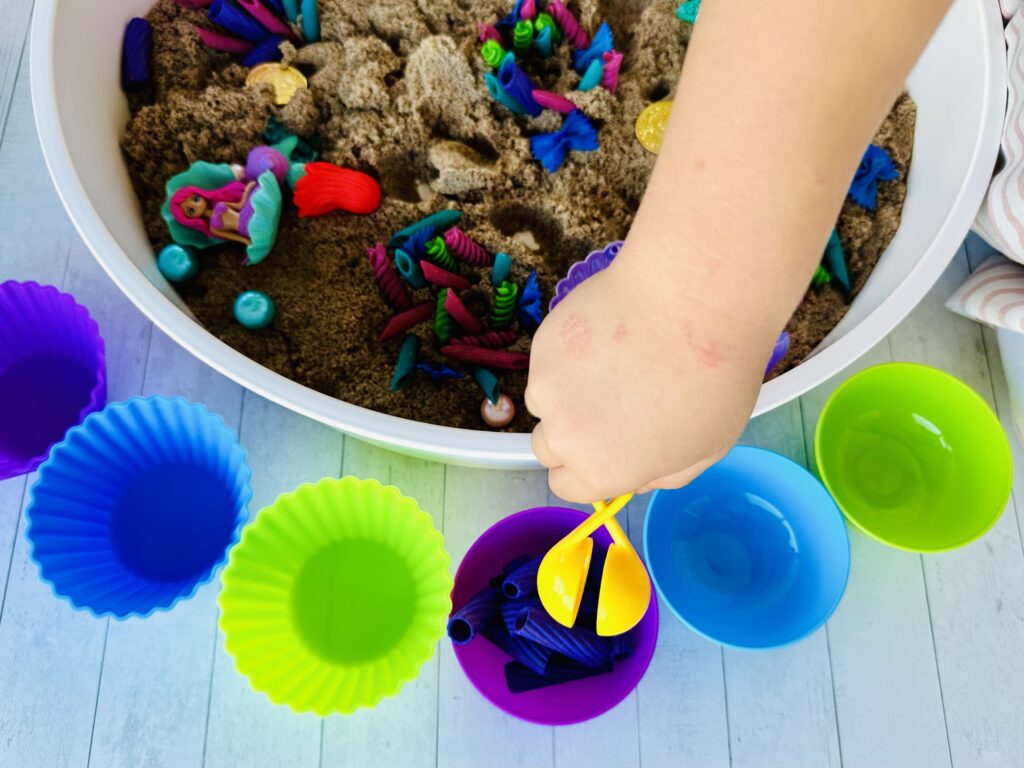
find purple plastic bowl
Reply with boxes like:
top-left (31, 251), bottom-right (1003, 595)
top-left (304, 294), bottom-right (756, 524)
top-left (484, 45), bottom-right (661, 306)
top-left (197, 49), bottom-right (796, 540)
top-left (451, 506), bottom-right (658, 726)
top-left (0, 281), bottom-right (107, 480)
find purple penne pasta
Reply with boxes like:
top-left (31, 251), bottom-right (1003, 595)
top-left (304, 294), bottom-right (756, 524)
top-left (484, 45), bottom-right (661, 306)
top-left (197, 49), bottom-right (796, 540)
top-left (502, 554), bottom-right (531, 574)
top-left (482, 618), bottom-right (552, 675)
top-left (121, 18), bottom-right (153, 94)
top-left (510, 605), bottom-right (611, 668)
top-left (499, 597), bottom-right (541, 633)
top-left (447, 586), bottom-right (500, 645)
top-left (501, 556), bottom-right (541, 598)
top-left (577, 545), bottom-right (606, 618)
top-left (610, 632), bottom-right (634, 660)
top-left (504, 656), bottom-right (613, 694)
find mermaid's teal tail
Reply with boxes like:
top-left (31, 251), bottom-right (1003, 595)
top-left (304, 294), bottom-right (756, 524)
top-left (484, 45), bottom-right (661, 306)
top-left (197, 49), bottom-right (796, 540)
top-left (244, 171), bottom-right (283, 265)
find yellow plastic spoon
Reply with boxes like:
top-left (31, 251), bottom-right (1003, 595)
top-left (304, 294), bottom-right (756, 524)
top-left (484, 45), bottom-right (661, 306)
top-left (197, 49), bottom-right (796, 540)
top-left (595, 512), bottom-right (652, 636)
top-left (538, 494), bottom-right (649, 635)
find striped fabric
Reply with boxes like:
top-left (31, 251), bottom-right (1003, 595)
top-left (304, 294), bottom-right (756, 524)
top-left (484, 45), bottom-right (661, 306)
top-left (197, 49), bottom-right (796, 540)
top-left (975, 14), bottom-right (1024, 260)
top-left (946, 253), bottom-right (1024, 330)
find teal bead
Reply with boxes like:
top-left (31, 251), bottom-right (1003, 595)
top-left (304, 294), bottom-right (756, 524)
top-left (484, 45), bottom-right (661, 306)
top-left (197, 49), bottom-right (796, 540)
top-left (234, 290), bottom-right (276, 329)
top-left (157, 244), bottom-right (199, 282)
top-left (491, 252), bottom-right (513, 286)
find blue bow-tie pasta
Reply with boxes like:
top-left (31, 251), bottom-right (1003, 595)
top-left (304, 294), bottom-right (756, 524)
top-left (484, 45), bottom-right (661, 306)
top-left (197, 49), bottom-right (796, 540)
top-left (849, 144), bottom-right (899, 211)
top-left (530, 110), bottom-right (600, 172)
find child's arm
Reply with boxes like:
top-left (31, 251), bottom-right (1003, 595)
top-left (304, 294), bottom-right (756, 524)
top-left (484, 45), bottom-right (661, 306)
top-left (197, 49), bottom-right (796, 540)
top-left (526, 0), bottom-right (952, 502)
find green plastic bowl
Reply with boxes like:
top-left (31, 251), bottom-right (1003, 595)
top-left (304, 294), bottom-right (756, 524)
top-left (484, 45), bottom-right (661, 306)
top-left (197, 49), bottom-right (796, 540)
top-left (815, 363), bottom-right (1012, 553)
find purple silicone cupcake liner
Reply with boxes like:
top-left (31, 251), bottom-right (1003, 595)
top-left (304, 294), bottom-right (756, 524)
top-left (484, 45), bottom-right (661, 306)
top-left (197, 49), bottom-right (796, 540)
top-left (550, 240), bottom-right (623, 311)
top-left (0, 281), bottom-right (107, 480)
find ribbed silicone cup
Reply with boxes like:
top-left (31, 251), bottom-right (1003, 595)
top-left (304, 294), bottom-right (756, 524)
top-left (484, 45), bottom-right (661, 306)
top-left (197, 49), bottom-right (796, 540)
top-left (0, 281), bottom-right (107, 480)
top-left (218, 477), bottom-right (453, 716)
top-left (452, 507), bottom-right (659, 726)
top-left (27, 397), bottom-right (252, 619)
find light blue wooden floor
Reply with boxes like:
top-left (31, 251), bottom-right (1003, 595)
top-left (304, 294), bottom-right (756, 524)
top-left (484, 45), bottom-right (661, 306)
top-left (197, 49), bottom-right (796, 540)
top-left (5, 3), bottom-right (1024, 766)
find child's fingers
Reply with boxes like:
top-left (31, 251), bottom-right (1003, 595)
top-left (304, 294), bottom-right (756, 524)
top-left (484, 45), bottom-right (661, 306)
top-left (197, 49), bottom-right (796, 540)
top-left (547, 465), bottom-right (604, 504)
top-left (530, 421), bottom-right (561, 469)
top-left (636, 451), bottom-right (727, 494)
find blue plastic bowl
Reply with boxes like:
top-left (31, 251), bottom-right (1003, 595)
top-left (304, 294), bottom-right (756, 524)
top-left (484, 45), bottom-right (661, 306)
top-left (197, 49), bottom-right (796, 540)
top-left (27, 396), bottom-right (252, 619)
top-left (643, 446), bottom-right (850, 649)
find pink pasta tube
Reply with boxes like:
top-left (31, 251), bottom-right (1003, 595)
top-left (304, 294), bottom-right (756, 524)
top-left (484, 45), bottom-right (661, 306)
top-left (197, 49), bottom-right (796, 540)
top-left (548, 1), bottom-right (590, 50)
top-left (444, 227), bottom-right (494, 266)
top-left (367, 242), bottom-right (412, 311)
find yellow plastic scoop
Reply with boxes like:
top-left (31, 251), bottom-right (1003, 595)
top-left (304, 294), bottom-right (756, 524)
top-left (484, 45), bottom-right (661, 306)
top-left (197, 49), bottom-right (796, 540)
top-left (537, 494), bottom-right (652, 636)
top-left (595, 512), bottom-right (652, 636)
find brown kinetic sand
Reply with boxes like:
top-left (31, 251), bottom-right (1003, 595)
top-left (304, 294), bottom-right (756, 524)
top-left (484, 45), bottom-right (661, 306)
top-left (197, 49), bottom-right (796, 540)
top-left (121, 0), bottom-right (915, 430)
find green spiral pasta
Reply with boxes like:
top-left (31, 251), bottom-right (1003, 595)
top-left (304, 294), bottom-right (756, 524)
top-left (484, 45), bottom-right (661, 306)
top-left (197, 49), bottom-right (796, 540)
top-left (481, 39), bottom-right (505, 68)
top-left (513, 20), bottom-right (534, 52)
top-left (427, 236), bottom-right (458, 272)
top-left (811, 264), bottom-right (831, 288)
top-left (435, 288), bottom-right (455, 343)
top-left (490, 280), bottom-right (519, 329)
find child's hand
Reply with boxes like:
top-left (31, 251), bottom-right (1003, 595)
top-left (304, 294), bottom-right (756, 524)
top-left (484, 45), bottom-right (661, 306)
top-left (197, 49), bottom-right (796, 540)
top-left (526, 246), bottom-right (776, 503)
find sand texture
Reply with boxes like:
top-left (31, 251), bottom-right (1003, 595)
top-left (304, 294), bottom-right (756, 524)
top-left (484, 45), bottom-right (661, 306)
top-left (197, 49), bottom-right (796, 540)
top-left (121, 0), bottom-right (914, 429)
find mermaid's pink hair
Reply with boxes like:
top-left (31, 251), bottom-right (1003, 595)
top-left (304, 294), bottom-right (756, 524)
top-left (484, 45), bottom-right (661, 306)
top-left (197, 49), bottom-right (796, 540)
top-left (170, 182), bottom-right (248, 238)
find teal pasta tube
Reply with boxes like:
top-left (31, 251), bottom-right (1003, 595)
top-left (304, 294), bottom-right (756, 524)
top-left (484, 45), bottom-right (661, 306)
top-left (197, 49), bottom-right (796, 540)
top-left (823, 228), bottom-right (851, 292)
top-left (510, 605), bottom-right (611, 668)
top-left (300, 0), bottom-right (319, 41)
top-left (482, 617), bottom-right (552, 675)
top-left (534, 25), bottom-right (554, 57)
top-left (505, 657), bottom-right (613, 693)
top-left (395, 249), bottom-right (427, 288)
top-left (485, 72), bottom-right (527, 115)
top-left (447, 586), bottom-right (501, 645)
top-left (491, 252), bottom-right (513, 286)
top-left (472, 367), bottom-right (500, 404)
top-left (577, 58), bottom-right (604, 91)
top-left (390, 210), bottom-right (462, 249)
top-left (501, 556), bottom-right (541, 598)
top-left (389, 335), bottom-right (420, 392)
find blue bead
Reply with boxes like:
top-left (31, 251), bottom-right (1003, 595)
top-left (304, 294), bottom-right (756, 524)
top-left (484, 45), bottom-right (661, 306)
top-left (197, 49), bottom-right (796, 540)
top-left (157, 244), bottom-right (199, 282)
top-left (234, 290), bottom-right (276, 329)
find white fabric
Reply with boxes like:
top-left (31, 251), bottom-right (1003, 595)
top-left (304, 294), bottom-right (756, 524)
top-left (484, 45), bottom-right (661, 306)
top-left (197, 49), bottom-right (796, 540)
top-left (947, 252), bottom-right (1024, 330)
top-left (975, 14), bottom-right (1024, 263)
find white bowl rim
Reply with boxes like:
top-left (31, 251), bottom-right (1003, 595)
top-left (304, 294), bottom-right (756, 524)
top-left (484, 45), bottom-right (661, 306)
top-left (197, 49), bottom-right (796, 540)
top-left (29, 0), bottom-right (1006, 468)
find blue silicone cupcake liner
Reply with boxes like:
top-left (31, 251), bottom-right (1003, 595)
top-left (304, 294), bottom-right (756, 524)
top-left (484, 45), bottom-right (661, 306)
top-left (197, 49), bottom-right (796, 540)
top-left (27, 396), bottom-right (252, 619)
top-left (0, 280), bottom-right (107, 480)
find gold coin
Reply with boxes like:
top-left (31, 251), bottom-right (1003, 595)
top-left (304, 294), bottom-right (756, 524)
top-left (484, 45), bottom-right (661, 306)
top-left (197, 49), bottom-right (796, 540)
top-left (635, 100), bottom-right (673, 154)
top-left (246, 63), bottom-right (308, 106)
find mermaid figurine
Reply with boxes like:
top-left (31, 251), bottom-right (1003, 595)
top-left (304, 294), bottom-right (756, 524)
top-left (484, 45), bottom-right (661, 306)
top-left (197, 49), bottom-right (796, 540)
top-left (162, 146), bottom-right (287, 265)
top-left (162, 139), bottom-right (382, 265)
